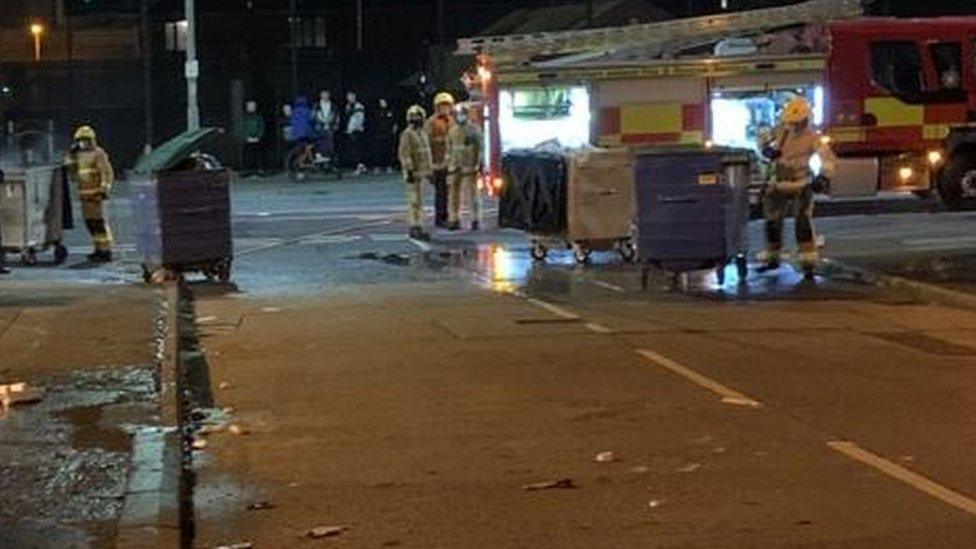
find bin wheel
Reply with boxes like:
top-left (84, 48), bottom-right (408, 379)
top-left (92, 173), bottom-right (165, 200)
top-left (141, 264), bottom-right (152, 283)
top-left (530, 241), bottom-right (547, 261)
top-left (735, 254), bottom-right (748, 281)
top-left (572, 242), bottom-right (591, 265)
top-left (21, 249), bottom-right (37, 266)
top-left (53, 243), bottom-right (69, 265)
top-left (217, 260), bottom-right (232, 283)
top-left (618, 240), bottom-right (637, 263)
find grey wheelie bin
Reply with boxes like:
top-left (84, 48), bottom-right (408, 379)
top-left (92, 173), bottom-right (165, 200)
top-left (132, 128), bottom-right (233, 282)
top-left (0, 164), bottom-right (71, 266)
top-left (634, 146), bottom-right (753, 288)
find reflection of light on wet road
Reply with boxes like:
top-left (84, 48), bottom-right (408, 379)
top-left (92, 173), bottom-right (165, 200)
top-left (488, 245), bottom-right (522, 294)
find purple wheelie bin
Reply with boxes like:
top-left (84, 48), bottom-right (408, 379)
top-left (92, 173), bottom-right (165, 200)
top-left (633, 146), bottom-right (753, 288)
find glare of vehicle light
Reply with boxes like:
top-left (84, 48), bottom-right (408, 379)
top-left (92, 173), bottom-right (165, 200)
top-left (477, 65), bottom-right (493, 82)
top-left (30, 23), bottom-right (43, 36)
top-left (927, 150), bottom-right (944, 166)
top-left (490, 245), bottom-right (518, 294)
top-left (898, 166), bottom-right (914, 182)
top-left (809, 153), bottom-right (823, 175)
top-left (819, 134), bottom-right (831, 146)
top-left (704, 140), bottom-right (715, 149)
top-left (493, 177), bottom-right (504, 191)
top-left (813, 85), bottom-right (825, 126)
top-left (1, 86), bottom-right (10, 94)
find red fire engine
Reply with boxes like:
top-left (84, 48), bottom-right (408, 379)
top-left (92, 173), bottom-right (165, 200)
top-left (458, 0), bottom-right (976, 207)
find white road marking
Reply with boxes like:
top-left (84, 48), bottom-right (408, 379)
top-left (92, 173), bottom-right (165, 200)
top-left (589, 279), bottom-right (626, 293)
top-left (369, 233), bottom-right (408, 242)
top-left (827, 440), bottom-right (976, 517)
top-left (635, 349), bottom-right (762, 408)
top-left (585, 322), bottom-right (613, 334)
top-left (525, 298), bottom-right (580, 321)
top-left (298, 235), bottom-right (362, 245)
top-left (409, 239), bottom-right (432, 252)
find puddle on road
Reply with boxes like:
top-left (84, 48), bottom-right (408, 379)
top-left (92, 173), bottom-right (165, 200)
top-left (0, 365), bottom-right (157, 547)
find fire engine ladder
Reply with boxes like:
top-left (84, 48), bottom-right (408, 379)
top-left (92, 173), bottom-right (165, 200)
top-left (456, 0), bottom-right (862, 63)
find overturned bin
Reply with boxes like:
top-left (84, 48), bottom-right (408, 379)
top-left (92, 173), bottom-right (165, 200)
top-left (132, 128), bottom-right (233, 282)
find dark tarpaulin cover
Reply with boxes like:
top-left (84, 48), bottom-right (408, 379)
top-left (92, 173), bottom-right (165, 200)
top-left (498, 150), bottom-right (567, 235)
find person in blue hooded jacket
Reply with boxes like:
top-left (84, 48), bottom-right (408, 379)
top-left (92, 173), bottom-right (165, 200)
top-left (289, 96), bottom-right (315, 142)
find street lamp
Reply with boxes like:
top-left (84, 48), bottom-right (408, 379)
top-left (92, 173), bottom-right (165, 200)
top-left (29, 23), bottom-right (44, 61)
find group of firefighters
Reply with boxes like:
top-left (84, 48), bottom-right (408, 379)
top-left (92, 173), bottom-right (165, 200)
top-left (11, 92), bottom-right (829, 280)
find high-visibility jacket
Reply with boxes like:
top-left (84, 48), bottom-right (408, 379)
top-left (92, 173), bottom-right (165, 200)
top-left (70, 146), bottom-right (114, 201)
top-left (447, 123), bottom-right (483, 175)
top-left (424, 114), bottom-right (455, 170)
top-left (766, 124), bottom-right (836, 195)
top-left (398, 127), bottom-right (433, 180)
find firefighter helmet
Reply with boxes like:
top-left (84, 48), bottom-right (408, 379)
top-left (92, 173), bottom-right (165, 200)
top-left (433, 92), bottom-right (455, 107)
top-left (74, 125), bottom-right (97, 141)
top-left (406, 105), bottom-right (427, 122)
top-left (782, 97), bottom-right (812, 124)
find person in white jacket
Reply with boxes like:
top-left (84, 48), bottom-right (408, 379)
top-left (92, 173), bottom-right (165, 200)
top-left (345, 91), bottom-right (367, 175)
top-left (314, 90), bottom-right (338, 161)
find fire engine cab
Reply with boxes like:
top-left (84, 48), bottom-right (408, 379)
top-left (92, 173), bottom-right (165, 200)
top-left (457, 0), bottom-right (976, 208)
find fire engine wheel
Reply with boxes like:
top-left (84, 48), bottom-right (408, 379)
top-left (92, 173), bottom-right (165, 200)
top-left (21, 249), bottom-right (37, 267)
top-left (938, 149), bottom-right (976, 210)
top-left (53, 243), bottom-right (69, 265)
top-left (530, 241), bottom-right (547, 261)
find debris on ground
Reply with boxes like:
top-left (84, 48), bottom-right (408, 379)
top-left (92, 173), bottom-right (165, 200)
top-left (191, 439), bottom-right (208, 450)
top-left (260, 307), bottom-right (282, 313)
top-left (0, 382), bottom-right (45, 410)
top-left (198, 424), bottom-right (226, 436)
top-left (228, 424), bottom-right (249, 436)
top-left (594, 451), bottom-right (617, 463)
top-left (218, 381), bottom-right (231, 390)
top-left (523, 478), bottom-right (575, 491)
top-left (247, 501), bottom-right (275, 511)
top-left (648, 500), bottom-right (663, 509)
top-left (197, 316), bottom-right (218, 324)
top-left (307, 525), bottom-right (349, 538)
top-left (216, 543), bottom-right (253, 549)
top-left (677, 462), bottom-right (702, 473)
top-left (628, 465), bottom-right (651, 474)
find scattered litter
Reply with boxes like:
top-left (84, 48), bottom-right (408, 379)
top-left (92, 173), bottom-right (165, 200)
top-left (712, 446), bottom-right (727, 454)
top-left (260, 307), bottom-right (282, 313)
top-left (218, 381), bottom-right (231, 390)
top-left (191, 439), bottom-right (208, 450)
top-left (795, 519), bottom-right (813, 526)
top-left (648, 500), bottom-right (663, 509)
top-left (594, 451), bottom-right (618, 463)
top-left (228, 424), bottom-right (249, 436)
top-left (523, 478), bottom-right (575, 491)
top-left (628, 466), bottom-right (651, 474)
top-left (691, 435), bottom-right (713, 445)
top-left (677, 463), bottom-right (702, 473)
top-left (197, 316), bottom-right (218, 324)
top-left (198, 424), bottom-right (226, 436)
top-left (216, 543), bottom-right (253, 549)
top-left (307, 525), bottom-right (349, 539)
top-left (0, 382), bottom-right (45, 410)
top-left (247, 501), bottom-right (275, 511)
top-left (900, 455), bottom-right (915, 463)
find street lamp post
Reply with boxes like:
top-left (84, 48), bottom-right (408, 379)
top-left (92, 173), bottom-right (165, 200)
top-left (29, 24), bottom-right (44, 62)
top-left (185, 0), bottom-right (200, 131)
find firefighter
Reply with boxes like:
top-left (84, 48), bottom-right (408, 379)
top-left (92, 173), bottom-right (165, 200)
top-left (399, 105), bottom-right (433, 241)
top-left (425, 92), bottom-right (457, 228)
top-left (759, 97), bottom-right (836, 279)
top-left (446, 104), bottom-right (484, 231)
top-left (67, 125), bottom-right (115, 262)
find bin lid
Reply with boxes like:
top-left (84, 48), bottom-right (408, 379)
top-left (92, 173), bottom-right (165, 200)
top-left (633, 144), bottom-right (753, 164)
top-left (133, 127), bottom-right (222, 174)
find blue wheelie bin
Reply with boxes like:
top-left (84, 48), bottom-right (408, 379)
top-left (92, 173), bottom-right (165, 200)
top-left (634, 146), bottom-right (753, 288)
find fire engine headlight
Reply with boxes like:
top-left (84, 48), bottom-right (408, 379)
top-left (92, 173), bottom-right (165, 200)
top-left (898, 166), bottom-right (914, 182)
top-left (927, 150), bottom-right (944, 166)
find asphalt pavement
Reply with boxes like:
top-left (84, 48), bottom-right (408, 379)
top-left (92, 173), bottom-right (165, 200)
top-left (7, 172), bottom-right (976, 547)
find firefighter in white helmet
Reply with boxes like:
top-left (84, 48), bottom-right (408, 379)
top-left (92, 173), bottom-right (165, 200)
top-left (425, 92), bottom-right (457, 228)
top-left (67, 125), bottom-right (115, 262)
top-left (447, 103), bottom-right (484, 231)
top-left (759, 97), bottom-right (836, 279)
top-left (399, 105), bottom-right (433, 241)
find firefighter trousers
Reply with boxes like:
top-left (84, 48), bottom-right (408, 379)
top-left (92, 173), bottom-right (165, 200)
top-left (431, 169), bottom-right (448, 227)
top-left (405, 176), bottom-right (427, 228)
top-left (762, 184), bottom-right (817, 266)
top-left (81, 198), bottom-right (113, 253)
top-left (447, 171), bottom-right (482, 226)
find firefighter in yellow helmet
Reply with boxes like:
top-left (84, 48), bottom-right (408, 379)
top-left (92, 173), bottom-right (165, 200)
top-left (67, 125), bottom-right (115, 262)
top-left (399, 105), bottom-right (433, 241)
top-left (447, 103), bottom-right (484, 231)
top-left (759, 96), bottom-right (836, 280)
top-left (425, 92), bottom-right (457, 228)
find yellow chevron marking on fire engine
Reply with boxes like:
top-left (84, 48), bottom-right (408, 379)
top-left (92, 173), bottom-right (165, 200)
top-left (864, 97), bottom-right (923, 127)
top-left (924, 124), bottom-right (950, 140)
top-left (680, 131), bottom-right (704, 144)
top-left (620, 103), bottom-right (683, 134)
top-left (828, 126), bottom-right (866, 143)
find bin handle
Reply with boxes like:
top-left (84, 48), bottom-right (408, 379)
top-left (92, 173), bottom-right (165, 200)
top-left (659, 195), bottom-right (698, 204)
top-left (178, 205), bottom-right (217, 215)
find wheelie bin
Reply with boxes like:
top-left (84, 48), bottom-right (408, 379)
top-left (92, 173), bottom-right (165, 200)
top-left (0, 164), bottom-right (71, 266)
top-left (132, 128), bottom-right (233, 282)
top-left (634, 146), bottom-right (753, 287)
